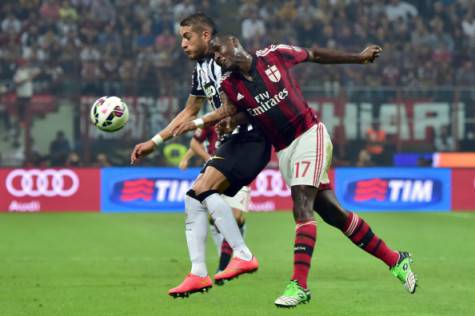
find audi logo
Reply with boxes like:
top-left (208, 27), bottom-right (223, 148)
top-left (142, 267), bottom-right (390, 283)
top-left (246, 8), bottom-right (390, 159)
top-left (6, 169), bottom-right (80, 197)
top-left (251, 169), bottom-right (290, 197)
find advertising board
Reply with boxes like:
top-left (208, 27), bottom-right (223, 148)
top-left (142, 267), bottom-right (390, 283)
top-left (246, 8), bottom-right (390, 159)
top-left (101, 167), bottom-right (307, 212)
top-left (335, 168), bottom-right (451, 211)
top-left (0, 168), bottom-right (100, 212)
top-left (452, 169), bottom-right (475, 211)
top-left (101, 167), bottom-right (199, 212)
top-left (249, 169), bottom-right (334, 211)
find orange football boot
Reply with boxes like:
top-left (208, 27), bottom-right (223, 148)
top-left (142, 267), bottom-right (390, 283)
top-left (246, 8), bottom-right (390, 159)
top-left (214, 256), bottom-right (259, 285)
top-left (168, 274), bottom-right (212, 298)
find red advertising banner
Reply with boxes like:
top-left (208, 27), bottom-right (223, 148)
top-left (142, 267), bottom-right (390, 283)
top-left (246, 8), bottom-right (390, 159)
top-left (249, 168), bottom-right (334, 212)
top-left (452, 169), bottom-right (475, 211)
top-left (0, 168), bottom-right (100, 212)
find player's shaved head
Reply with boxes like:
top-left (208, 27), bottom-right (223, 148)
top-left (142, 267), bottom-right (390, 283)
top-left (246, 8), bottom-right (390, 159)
top-left (212, 35), bottom-right (239, 46)
top-left (180, 13), bottom-right (218, 36)
top-left (211, 35), bottom-right (243, 56)
top-left (211, 35), bottom-right (251, 72)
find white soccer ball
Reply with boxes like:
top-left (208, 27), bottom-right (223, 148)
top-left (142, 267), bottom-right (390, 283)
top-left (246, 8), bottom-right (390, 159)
top-left (90, 96), bottom-right (129, 132)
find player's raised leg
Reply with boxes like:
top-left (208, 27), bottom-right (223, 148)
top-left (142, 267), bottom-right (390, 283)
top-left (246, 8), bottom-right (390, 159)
top-left (218, 187), bottom-right (249, 272)
top-left (208, 218), bottom-right (224, 256)
top-left (168, 193), bottom-right (212, 298)
top-left (207, 209), bottom-right (246, 274)
top-left (215, 211), bottom-right (246, 273)
top-left (313, 189), bottom-right (417, 293)
top-left (192, 166), bottom-right (258, 284)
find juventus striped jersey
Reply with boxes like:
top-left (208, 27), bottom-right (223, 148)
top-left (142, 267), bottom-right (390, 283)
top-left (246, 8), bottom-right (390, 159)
top-left (190, 55), bottom-right (222, 110)
top-left (190, 55), bottom-right (253, 134)
top-left (220, 44), bottom-right (318, 151)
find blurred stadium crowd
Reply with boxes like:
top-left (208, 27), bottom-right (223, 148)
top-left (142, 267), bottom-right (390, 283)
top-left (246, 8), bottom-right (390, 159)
top-left (1, 0), bottom-right (474, 94)
top-left (0, 0), bottom-right (474, 167)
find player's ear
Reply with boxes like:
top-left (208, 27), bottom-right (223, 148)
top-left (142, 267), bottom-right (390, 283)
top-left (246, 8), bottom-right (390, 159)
top-left (203, 30), bottom-right (213, 41)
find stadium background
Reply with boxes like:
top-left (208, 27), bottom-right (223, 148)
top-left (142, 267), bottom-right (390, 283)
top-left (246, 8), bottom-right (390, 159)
top-left (0, 1), bottom-right (474, 315)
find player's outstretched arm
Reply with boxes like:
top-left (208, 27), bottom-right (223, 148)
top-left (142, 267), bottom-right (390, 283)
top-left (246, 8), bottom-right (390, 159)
top-left (190, 138), bottom-right (211, 162)
top-left (307, 45), bottom-right (382, 64)
top-left (178, 148), bottom-right (195, 170)
top-left (172, 93), bottom-right (238, 137)
top-left (130, 95), bottom-right (206, 165)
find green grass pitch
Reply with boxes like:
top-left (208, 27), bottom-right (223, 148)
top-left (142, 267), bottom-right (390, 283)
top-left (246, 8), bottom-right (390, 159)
top-left (1, 212), bottom-right (474, 316)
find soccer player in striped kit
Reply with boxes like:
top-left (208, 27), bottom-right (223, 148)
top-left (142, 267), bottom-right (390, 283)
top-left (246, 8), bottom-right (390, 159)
top-left (179, 126), bottom-right (250, 275)
top-left (173, 35), bottom-right (417, 307)
top-left (131, 15), bottom-right (271, 297)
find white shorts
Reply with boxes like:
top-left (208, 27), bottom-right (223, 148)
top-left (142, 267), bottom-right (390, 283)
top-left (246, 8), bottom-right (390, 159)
top-left (222, 185), bottom-right (251, 212)
top-left (277, 122), bottom-right (333, 188)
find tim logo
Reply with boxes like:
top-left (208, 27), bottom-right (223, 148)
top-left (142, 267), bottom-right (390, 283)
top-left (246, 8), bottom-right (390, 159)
top-left (111, 178), bottom-right (193, 207)
top-left (353, 179), bottom-right (388, 202)
top-left (345, 178), bottom-right (443, 208)
top-left (119, 179), bottom-right (154, 201)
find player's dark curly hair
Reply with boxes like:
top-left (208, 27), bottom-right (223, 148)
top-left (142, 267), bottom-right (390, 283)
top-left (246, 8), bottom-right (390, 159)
top-left (180, 12), bottom-right (218, 36)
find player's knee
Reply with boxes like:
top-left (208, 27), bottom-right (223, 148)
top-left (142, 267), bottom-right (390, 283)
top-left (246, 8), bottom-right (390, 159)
top-left (294, 207), bottom-right (314, 222)
top-left (321, 210), bottom-right (348, 229)
top-left (293, 196), bottom-right (315, 222)
top-left (186, 188), bottom-right (218, 203)
top-left (316, 200), bottom-right (346, 227)
top-left (192, 184), bottom-right (204, 196)
top-left (292, 187), bottom-right (317, 222)
top-left (192, 180), bottom-right (212, 195)
top-left (314, 190), bottom-right (349, 229)
top-left (192, 175), bottom-right (227, 195)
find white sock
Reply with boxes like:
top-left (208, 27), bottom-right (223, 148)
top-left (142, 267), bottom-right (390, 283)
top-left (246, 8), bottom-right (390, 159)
top-left (203, 193), bottom-right (252, 261)
top-left (185, 194), bottom-right (208, 277)
top-left (209, 224), bottom-right (224, 256)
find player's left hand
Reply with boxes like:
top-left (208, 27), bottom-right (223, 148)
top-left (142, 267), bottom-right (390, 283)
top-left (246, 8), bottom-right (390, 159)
top-left (178, 158), bottom-right (189, 170)
top-left (130, 140), bottom-right (155, 165)
top-left (172, 121), bottom-right (197, 136)
top-left (359, 45), bottom-right (383, 64)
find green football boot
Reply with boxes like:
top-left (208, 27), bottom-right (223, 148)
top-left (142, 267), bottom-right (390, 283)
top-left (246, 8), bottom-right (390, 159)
top-left (274, 280), bottom-right (311, 308)
top-left (390, 251), bottom-right (417, 294)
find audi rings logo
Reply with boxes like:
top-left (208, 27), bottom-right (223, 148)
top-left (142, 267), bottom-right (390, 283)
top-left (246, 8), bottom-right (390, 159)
top-left (251, 169), bottom-right (290, 197)
top-left (6, 169), bottom-right (80, 197)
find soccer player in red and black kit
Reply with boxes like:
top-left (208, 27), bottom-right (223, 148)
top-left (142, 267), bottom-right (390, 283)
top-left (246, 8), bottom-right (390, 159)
top-left (173, 35), bottom-right (417, 308)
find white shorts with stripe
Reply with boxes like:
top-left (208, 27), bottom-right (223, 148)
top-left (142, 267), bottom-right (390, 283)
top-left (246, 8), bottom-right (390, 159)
top-left (222, 185), bottom-right (251, 212)
top-left (277, 122), bottom-right (333, 188)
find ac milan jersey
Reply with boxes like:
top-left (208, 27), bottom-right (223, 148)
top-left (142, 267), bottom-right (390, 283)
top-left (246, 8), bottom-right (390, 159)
top-left (190, 55), bottom-right (254, 134)
top-left (193, 126), bottom-right (219, 156)
top-left (220, 44), bottom-right (318, 151)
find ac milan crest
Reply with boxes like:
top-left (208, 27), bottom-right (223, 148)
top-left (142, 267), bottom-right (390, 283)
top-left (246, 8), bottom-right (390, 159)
top-left (265, 65), bottom-right (281, 83)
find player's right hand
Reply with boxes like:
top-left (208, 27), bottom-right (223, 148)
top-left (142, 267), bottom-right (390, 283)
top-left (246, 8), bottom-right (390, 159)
top-left (130, 140), bottom-right (155, 165)
top-left (172, 120), bottom-right (196, 136)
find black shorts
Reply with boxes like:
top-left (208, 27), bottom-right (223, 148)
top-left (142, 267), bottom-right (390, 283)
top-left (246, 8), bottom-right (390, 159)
top-left (201, 128), bottom-right (271, 196)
